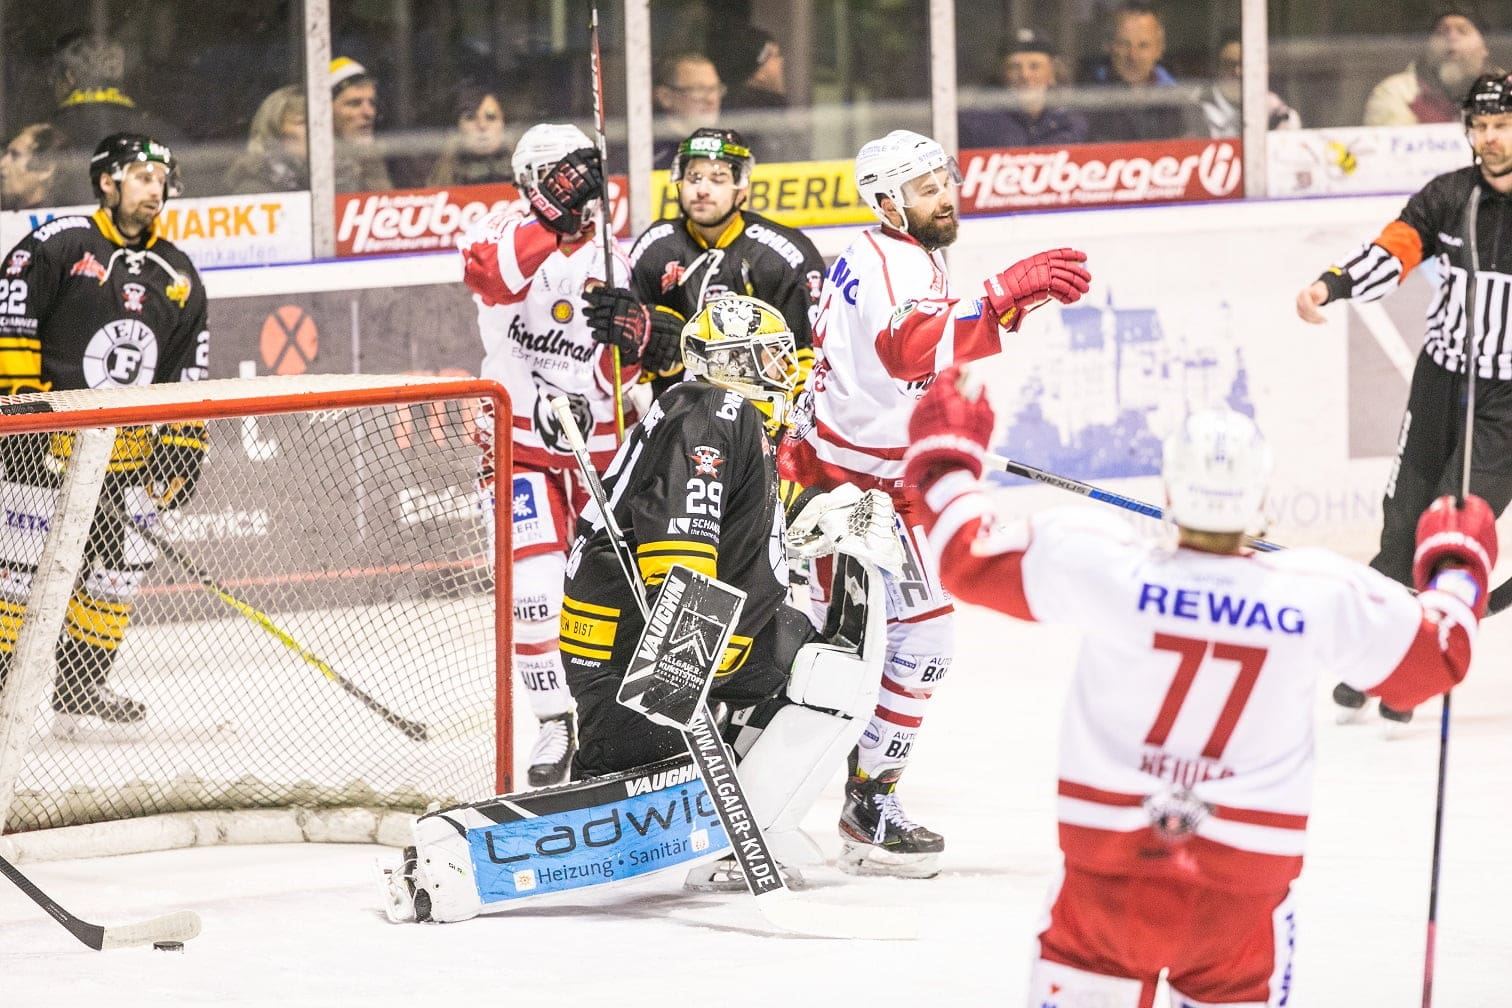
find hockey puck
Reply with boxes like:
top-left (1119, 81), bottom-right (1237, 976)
top-left (153, 940), bottom-right (185, 952)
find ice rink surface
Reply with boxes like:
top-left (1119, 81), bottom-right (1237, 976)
top-left (2, 599), bottom-right (1509, 1007)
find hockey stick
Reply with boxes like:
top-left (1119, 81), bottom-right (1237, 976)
top-left (550, 397), bottom-right (914, 941)
top-left (589, 3), bottom-right (626, 442)
top-left (985, 452), bottom-right (1283, 553)
top-left (1420, 187), bottom-right (1487, 1007)
top-left (122, 508), bottom-right (430, 742)
top-left (0, 851), bottom-right (200, 950)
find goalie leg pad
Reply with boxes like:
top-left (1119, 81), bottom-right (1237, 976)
top-left (408, 813), bottom-right (482, 924)
top-left (726, 556), bottom-right (888, 859)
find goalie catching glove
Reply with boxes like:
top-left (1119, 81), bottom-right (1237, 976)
top-left (1413, 494), bottom-right (1498, 618)
top-left (983, 247), bottom-right (1090, 330)
top-left (903, 364), bottom-right (995, 492)
top-left (583, 286), bottom-right (684, 370)
top-left (786, 484), bottom-right (905, 573)
top-left (527, 148), bottom-right (604, 236)
top-left (145, 422), bottom-right (207, 511)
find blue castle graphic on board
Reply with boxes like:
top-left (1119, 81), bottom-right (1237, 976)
top-left (991, 291), bottom-right (1255, 484)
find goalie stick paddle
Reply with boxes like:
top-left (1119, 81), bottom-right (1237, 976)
top-left (549, 397), bottom-right (915, 941)
top-left (0, 852), bottom-right (201, 950)
top-left (122, 509), bottom-right (430, 742)
top-left (619, 564), bottom-right (745, 732)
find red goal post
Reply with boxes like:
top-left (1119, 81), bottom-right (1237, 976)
top-left (0, 374), bottom-right (512, 861)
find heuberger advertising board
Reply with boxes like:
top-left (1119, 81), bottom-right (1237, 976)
top-left (956, 138), bottom-right (1244, 213)
top-left (335, 177), bottom-right (633, 257)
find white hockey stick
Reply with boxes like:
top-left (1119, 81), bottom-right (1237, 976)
top-left (550, 397), bottom-right (915, 941)
top-left (0, 852), bottom-right (201, 950)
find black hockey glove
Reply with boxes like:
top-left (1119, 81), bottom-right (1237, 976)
top-left (640, 307), bottom-right (685, 375)
top-left (585, 286), bottom-right (651, 364)
top-left (145, 423), bottom-right (207, 511)
top-left (528, 148), bottom-right (604, 236)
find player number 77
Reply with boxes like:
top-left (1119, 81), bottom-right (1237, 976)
top-left (1146, 633), bottom-right (1268, 760)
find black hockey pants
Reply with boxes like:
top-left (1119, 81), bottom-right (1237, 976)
top-left (1372, 348), bottom-right (1512, 587)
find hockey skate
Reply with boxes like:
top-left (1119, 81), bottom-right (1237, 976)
top-left (374, 846), bottom-right (431, 923)
top-left (527, 711), bottom-right (577, 787)
top-left (683, 853), bottom-right (806, 893)
top-left (1333, 681), bottom-right (1412, 728)
top-left (50, 683), bottom-right (147, 739)
top-left (837, 761), bottom-right (944, 879)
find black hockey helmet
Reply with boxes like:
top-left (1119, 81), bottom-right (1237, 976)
top-left (90, 132), bottom-right (182, 199)
top-left (671, 128), bottom-right (754, 186)
top-left (1462, 69), bottom-right (1512, 124)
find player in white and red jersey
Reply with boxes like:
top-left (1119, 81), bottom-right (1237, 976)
top-left (459, 123), bottom-right (636, 787)
top-left (777, 129), bottom-right (1091, 877)
top-left (903, 366), bottom-right (1497, 1008)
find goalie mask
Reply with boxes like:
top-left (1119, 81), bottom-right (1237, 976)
top-left (853, 130), bottom-right (960, 229)
top-left (513, 123), bottom-right (596, 195)
top-left (682, 295), bottom-right (798, 437)
top-left (90, 132), bottom-right (182, 200)
top-left (1162, 409), bottom-right (1273, 534)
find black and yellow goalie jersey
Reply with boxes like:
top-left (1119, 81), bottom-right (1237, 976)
top-left (561, 380), bottom-right (788, 695)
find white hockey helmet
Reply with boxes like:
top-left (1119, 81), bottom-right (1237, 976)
top-left (853, 130), bottom-right (960, 227)
top-left (682, 295), bottom-right (798, 437)
top-left (512, 123), bottom-right (595, 193)
top-left (1162, 409), bottom-right (1273, 534)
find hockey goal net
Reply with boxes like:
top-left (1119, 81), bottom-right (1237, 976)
top-left (0, 374), bottom-right (511, 858)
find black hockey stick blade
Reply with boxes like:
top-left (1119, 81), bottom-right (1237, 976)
top-left (0, 853), bottom-right (202, 950)
top-left (619, 565), bottom-right (745, 731)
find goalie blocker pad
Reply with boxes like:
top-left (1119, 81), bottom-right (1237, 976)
top-left (618, 564), bottom-right (746, 731)
top-left (407, 754), bottom-right (730, 922)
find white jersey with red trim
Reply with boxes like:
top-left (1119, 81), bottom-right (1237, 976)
top-left (459, 209), bottom-right (634, 472)
top-left (921, 479), bottom-right (1476, 891)
top-left (779, 226), bottom-right (1001, 492)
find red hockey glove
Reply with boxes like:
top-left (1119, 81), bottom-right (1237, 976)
top-left (528, 148), bottom-right (604, 235)
top-left (1413, 494), bottom-right (1498, 617)
top-left (904, 365), bottom-right (995, 489)
top-left (982, 248), bottom-right (1091, 329)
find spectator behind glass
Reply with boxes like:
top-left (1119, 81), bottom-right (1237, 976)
top-left (1364, 6), bottom-right (1491, 126)
top-left (1, 124), bottom-right (67, 210)
top-left (710, 25), bottom-right (786, 113)
top-left (1079, 2), bottom-right (1202, 143)
top-left (47, 31), bottom-right (181, 204)
top-left (330, 56), bottom-right (393, 193)
top-left (1199, 33), bottom-right (1301, 137)
top-left (708, 25), bottom-right (805, 163)
top-left (653, 53), bottom-right (724, 169)
top-left (958, 29), bottom-right (1090, 149)
top-left (224, 85), bottom-right (308, 194)
top-left (427, 81), bottom-right (514, 188)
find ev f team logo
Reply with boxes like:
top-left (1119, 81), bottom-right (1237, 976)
top-left (83, 318), bottom-right (158, 387)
